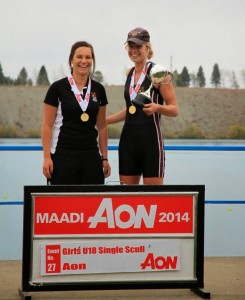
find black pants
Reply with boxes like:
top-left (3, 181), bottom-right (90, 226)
top-left (49, 150), bottom-right (104, 185)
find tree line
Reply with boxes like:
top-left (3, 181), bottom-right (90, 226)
top-left (0, 61), bottom-right (243, 88)
top-left (0, 64), bottom-right (50, 86)
top-left (173, 64), bottom-right (241, 88)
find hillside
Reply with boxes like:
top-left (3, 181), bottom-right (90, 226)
top-left (0, 85), bottom-right (245, 138)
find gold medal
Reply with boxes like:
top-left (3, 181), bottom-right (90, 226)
top-left (81, 112), bottom-right (89, 122)
top-left (129, 105), bottom-right (136, 114)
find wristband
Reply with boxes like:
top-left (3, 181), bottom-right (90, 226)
top-left (101, 158), bottom-right (108, 161)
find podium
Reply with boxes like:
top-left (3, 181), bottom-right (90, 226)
top-left (19, 185), bottom-right (210, 299)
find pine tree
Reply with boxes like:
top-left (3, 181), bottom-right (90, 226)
top-left (211, 63), bottom-right (221, 88)
top-left (173, 69), bottom-right (185, 87)
top-left (180, 66), bottom-right (190, 87)
top-left (231, 71), bottom-right (239, 89)
top-left (0, 62), bottom-right (5, 84)
top-left (15, 67), bottom-right (28, 85)
top-left (190, 73), bottom-right (198, 87)
top-left (197, 66), bottom-right (205, 87)
top-left (36, 65), bottom-right (50, 85)
top-left (240, 70), bottom-right (245, 88)
top-left (172, 70), bottom-right (181, 86)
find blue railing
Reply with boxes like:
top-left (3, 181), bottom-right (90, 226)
top-left (1, 145), bottom-right (245, 151)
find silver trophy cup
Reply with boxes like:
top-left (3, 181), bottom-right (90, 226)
top-left (132, 64), bottom-right (172, 109)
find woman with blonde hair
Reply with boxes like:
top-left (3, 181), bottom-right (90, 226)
top-left (107, 27), bottom-right (178, 185)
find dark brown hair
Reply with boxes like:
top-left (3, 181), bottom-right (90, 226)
top-left (68, 41), bottom-right (96, 73)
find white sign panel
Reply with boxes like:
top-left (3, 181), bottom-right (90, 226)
top-left (40, 239), bottom-right (181, 276)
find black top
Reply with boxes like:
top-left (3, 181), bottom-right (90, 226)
top-left (124, 62), bottom-right (164, 126)
top-left (44, 77), bottom-right (108, 154)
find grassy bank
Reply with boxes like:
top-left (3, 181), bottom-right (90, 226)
top-left (0, 85), bottom-right (245, 138)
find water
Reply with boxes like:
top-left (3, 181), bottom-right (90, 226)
top-left (0, 138), bottom-right (245, 259)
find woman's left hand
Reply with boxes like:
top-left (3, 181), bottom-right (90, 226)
top-left (142, 102), bottom-right (158, 115)
top-left (102, 160), bottom-right (111, 178)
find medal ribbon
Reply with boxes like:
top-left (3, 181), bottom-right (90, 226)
top-left (67, 73), bottom-right (91, 112)
top-left (129, 61), bottom-right (150, 101)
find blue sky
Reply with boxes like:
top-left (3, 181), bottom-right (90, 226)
top-left (1, 0), bottom-right (245, 86)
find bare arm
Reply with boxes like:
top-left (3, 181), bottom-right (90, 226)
top-left (106, 108), bottom-right (127, 125)
top-left (106, 68), bottom-right (129, 124)
top-left (41, 103), bottom-right (57, 179)
top-left (143, 74), bottom-right (179, 117)
top-left (97, 105), bottom-right (111, 178)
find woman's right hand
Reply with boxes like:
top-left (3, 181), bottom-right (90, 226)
top-left (43, 157), bottom-right (53, 179)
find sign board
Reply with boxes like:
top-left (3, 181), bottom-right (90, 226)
top-left (21, 185), bottom-right (206, 294)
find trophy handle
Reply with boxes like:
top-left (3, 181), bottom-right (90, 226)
top-left (150, 64), bottom-right (173, 85)
top-left (160, 72), bottom-right (173, 85)
top-left (143, 82), bottom-right (153, 98)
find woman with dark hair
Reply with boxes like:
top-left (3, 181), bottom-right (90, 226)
top-left (42, 41), bottom-right (110, 184)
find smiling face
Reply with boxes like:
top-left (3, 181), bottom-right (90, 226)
top-left (127, 42), bottom-right (149, 65)
top-left (71, 46), bottom-right (93, 77)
